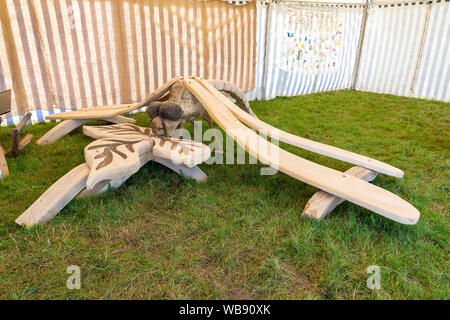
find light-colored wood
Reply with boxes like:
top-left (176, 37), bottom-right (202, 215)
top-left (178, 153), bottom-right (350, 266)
top-left (137, 77), bottom-right (182, 109)
top-left (302, 166), bottom-right (378, 220)
top-left (196, 77), bottom-right (404, 179)
top-left (83, 123), bottom-right (211, 168)
top-left (45, 106), bottom-right (134, 120)
top-left (15, 164), bottom-right (90, 227)
top-left (38, 119), bottom-right (92, 144)
top-left (84, 139), bottom-right (153, 191)
top-left (184, 78), bottom-right (420, 225)
top-left (17, 122), bottom-right (211, 226)
top-left (37, 116), bottom-right (136, 145)
top-left (77, 159), bottom-right (207, 199)
top-left (45, 77), bottom-right (180, 121)
top-left (0, 145), bottom-right (9, 178)
top-left (152, 158), bottom-right (208, 182)
top-left (17, 134), bottom-right (33, 152)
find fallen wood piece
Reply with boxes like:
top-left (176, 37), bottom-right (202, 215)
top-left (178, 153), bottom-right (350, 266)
top-left (37, 115), bottom-right (136, 145)
top-left (15, 163), bottom-right (90, 227)
top-left (18, 134), bottom-right (33, 151)
top-left (198, 77), bottom-right (403, 179)
top-left (0, 145), bottom-right (9, 178)
top-left (5, 112), bottom-right (33, 158)
top-left (302, 166), bottom-right (378, 221)
top-left (184, 77), bottom-right (419, 225)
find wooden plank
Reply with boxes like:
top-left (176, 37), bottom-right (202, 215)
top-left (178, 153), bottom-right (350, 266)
top-left (15, 164), bottom-right (90, 227)
top-left (136, 77), bottom-right (182, 109)
top-left (302, 166), bottom-right (378, 221)
top-left (37, 119), bottom-right (92, 144)
top-left (44, 77), bottom-right (180, 121)
top-left (196, 77), bottom-right (404, 179)
top-left (184, 78), bottom-right (419, 225)
top-left (45, 105), bottom-right (136, 120)
top-left (0, 145), bottom-right (9, 178)
top-left (17, 134), bottom-right (33, 152)
top-left (37, 116), bottom-right (136, 145)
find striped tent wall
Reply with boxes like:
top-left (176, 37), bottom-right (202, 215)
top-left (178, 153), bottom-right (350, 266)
top-left (0, 0), bottom-right (257, 126)
top-left (355, 3), bottom-right (428, 97)
top-left (262, 3), bottom-right (363, 100)
top-left (246, 1), bottom-right (268, 101)
top-left (413, 3), bottom-right (449, 102)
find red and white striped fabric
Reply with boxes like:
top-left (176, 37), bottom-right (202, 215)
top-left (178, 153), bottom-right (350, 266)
top-left (0, 0), bottom-right (257, 124)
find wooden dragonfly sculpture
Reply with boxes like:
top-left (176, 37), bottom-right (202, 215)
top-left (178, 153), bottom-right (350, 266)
top-left (16, 123), bottom-right (210, 227)
top-left (17, 76), bottom-right (420, 228)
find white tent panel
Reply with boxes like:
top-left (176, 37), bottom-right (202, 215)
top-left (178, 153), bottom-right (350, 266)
top-left (262, 3), bottom-right (363, 100)
top-left (413, 3), bottom-right (450, 102)
top-left (246, 1), bottom-right (268, 101)
top-left (356, 5), bottom-right (428, 97)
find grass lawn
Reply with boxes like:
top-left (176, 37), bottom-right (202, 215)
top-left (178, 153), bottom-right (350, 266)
top-left (0, 90), bottom-right (448, 299)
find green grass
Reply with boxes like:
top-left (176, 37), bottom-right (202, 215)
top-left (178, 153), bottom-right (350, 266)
top-left (0, 90), bottom-right (448, 299)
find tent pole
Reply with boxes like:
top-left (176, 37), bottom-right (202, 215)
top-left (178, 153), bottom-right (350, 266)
top-left (261, 1), bottom-right (272, 100)
top-left (410, 3), bottom-right (431, 95)
top-left (0, 0), bottom-right (28, 115)
top-left (351, 0), bottom-right (369, 90)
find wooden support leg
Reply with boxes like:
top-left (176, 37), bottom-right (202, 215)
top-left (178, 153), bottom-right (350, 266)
top-left (302, 166), bottom-right (378, 221)
top-left (77, 158), bottom-right (207, 199)
top-left (0, 145), bottom-right (9, 178)
top-left (153, 157), bottom-right (208, 182)
top-left (37, 115), bottom-right (136, 145)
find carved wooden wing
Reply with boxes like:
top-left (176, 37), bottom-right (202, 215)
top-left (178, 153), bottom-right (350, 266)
top-left (83, 123), bottom-right (152, 141)
top-left (84, 138), bottom-right (153, 191)
top-left (83, 123), bottom-right (211, 168)
top-left (152, 136), bottom-right (211, 168)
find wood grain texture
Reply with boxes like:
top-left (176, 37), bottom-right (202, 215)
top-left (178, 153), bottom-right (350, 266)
top-left (196, 77), bottom-right (404, 179)
top-left (185, 77), bottom-right (419, 225)
top-left (302, 166), bottom-right (378, 221)
top-left (152, 157), bottom-right (208, 182)
top-left (83, 123), bottom-right (211, 169)
top-left (37, 116), bottom-right (136, 145)
top-left (44, 105), bottom-right (135, 120)
top-left (44, 77), bottom-right (180, 121)
top-left (77, 158), bottom-right (207, 199)
top-left (15, 164), bottom-right (90, 227)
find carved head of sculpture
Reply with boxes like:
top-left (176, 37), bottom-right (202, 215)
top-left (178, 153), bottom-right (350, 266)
top-left (148, 101), bottom-right (183, 137)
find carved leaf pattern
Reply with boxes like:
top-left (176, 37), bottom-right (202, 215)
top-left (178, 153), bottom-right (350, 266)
top-left (86, 138), bottom-right (143, 170)
top-left (83, 123), bottom-right (210, 189)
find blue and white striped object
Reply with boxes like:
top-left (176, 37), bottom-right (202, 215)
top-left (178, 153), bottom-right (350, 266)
top-left (356, 2), bottom-right (449, 102)
top-left (261, 3), bottom-right (364, 100)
